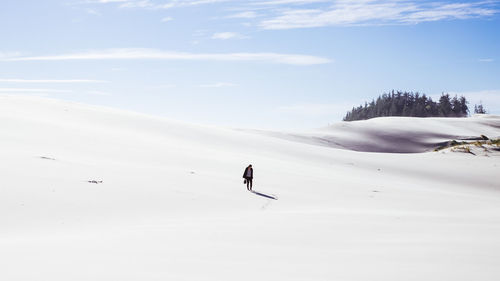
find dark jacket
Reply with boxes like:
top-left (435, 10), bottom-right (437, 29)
top-left (243, 167), bottom-right (253, 179)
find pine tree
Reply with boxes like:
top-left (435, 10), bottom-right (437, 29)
top-left (342, 90), bottom-right (476, 121)
top-left (474, 102), bottom-right (487, 114)
top-left (459, 96), bottom-right (469, 116)
top-left (438, 93), bottom-right (452, 117)
top-left (451, 95), bottom-right (462, 117)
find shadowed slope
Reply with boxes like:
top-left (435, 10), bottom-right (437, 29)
top-left (244, 116), bottom-right (500, 153)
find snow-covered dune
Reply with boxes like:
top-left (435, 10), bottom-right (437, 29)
top-left (246, 115), bottom-right (500, 153)
top-left (1, 95), bottom-right (500, 281)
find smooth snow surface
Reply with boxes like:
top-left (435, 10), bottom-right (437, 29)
top-left (1, 95), bottom-right (500, 281)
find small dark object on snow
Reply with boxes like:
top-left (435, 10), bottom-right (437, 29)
top-left (88, 180), bottom-right (103, 184)
top-left (40, 156), bottom-right (56, 160)
top-left (481, 135), bottom-right (489, 140)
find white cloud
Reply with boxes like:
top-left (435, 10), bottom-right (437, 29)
top-left (199, 82), bottom-right (236, 88)
top-left (86, 8), bottom-right (102, 15)
top-left (227, 11), bottom-right (259, 18)
top-left (187, 0), bottom-right (228, 5)
top-left (252, 0), bottom-right (328, 5)
top-left (478, 58), bottom-right (494, 63)
top-left (119, 0), bottom-right (159, 9)
top-left (4, 48), bottom-right (331, 65)
top-left (90, 0), bottom-right (129, 3)
top-left (402, 3), bottom-right (497, 23)
top-left (161, 16), bottom-right (173, 22)
top-left (0, 79), bottom-right (106, 83)
top-left (116, 0), bottom-right (228, 9)
top-left (211, 32), bottom-right (248, 40)
top-left (83, 0), bottom-right (497, 29)
top-left (259, 1), bottom-right (498, 29)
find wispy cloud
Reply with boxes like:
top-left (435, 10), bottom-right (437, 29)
top-left (211, 32), bottom-right (248, 40)
top-left (401, 2), bottom-right (497, 23)
top-left (3, 48), bottom-right (331, 65)
top-left (93, 0), bottom-right (128, 3)
top-left (86, 8), bottom-right (102, 15)
top-left (0, 79), bottom-right (107, 83)
top-left (227, 11), bottom-right (259, 18)
top-left (114, 0), bottom-right (228, 9)
top-left (199, 82), bottom-right (236, 88)
top-left (83, 0), bottom-right (128, 3)
top-left (259, 1), bottom-right (498, 29)
top-left (478, 58), bottom-right (494, 62)
top-left (83, 0), bottom-right (498, 29)
top-left (252, 0), bottom-right (328, 5)
top-left (161, 16), bottom-right (174, 22)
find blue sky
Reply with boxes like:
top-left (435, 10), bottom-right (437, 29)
top-left (1, 0), bottom-right (499, 129)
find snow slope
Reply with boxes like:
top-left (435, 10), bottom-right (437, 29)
top-left (1, 95), bottom-right (500, 281)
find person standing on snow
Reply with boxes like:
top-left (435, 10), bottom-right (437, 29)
top-left (243, 164), bottom-right (253, 191)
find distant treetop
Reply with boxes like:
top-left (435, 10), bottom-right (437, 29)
top-left (343, 91), bottom-right (473, 121)
top-left (474, 102), bottom-right (487, 114)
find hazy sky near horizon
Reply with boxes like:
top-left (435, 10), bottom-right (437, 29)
top-left (1, 0), bottom-right (499, 129)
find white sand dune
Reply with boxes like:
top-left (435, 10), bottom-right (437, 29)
top-left (245, 115), bottom-right (500, 153)
top-left (1, 95), bottom-right (500, 281)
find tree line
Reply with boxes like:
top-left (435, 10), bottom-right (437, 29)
top-left (343, 90), bottom-right (487, 121)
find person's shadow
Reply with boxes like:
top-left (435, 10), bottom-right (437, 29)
top-left (251, 190), bottom-right (278, 200)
